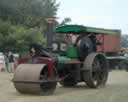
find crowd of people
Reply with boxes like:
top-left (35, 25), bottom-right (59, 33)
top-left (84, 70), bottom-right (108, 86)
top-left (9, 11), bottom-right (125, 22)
top-left (0, 51), bottom-right (19, 73)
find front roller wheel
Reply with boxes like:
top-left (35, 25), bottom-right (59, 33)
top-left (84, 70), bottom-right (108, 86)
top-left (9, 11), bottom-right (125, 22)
top-left (13, 64), bottom-right (57, 95)
top-left (83, 53), bottom-right (108, 88)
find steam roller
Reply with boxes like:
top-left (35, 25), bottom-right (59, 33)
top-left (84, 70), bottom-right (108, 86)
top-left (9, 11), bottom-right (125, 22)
top-left (12, 25), bottom-right (109, 95)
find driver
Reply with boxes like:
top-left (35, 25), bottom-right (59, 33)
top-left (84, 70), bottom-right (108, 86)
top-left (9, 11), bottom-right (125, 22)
top-left (73, 33), bottom-right (95, 60)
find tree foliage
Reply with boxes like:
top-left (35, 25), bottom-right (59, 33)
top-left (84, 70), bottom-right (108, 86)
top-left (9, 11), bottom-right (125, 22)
top-left (0, 0), bottom-right (59, 28)
top-left (121, 34), bottom-right (128, 48)
top-left (0, 0), bottom-right (59, 53)
top-left (59, 17), bottom-right (71, 26)
top-left (0, 20), bottom-right (46, 52)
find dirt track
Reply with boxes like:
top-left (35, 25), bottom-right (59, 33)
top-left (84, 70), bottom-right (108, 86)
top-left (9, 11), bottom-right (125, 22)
top-left (0, 70), bottom-right (128, 102)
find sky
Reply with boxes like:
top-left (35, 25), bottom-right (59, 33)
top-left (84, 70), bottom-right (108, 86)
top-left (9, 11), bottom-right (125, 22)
top-left (57, 0), bottom-right (128, 34)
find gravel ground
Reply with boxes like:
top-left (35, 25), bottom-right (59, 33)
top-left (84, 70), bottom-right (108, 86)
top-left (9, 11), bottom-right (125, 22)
top-left (0, 70), bottom-right (128, 102)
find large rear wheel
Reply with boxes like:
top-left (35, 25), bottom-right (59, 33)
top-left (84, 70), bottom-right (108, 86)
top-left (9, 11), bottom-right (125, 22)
top-left (83, 53), bottom-right (108, 88)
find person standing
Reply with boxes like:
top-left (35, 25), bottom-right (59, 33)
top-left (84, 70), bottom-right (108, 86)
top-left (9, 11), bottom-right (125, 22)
top-left (8, 51), bottom-right (14, 73)
top-left (4, 52), bottom-right (9, 72)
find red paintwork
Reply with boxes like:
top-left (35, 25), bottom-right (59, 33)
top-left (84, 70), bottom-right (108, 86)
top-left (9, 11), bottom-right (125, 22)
top-left (35, 57), bottom-right (55, 78)
top-left (18, 57), bottom-right (30, 64)
top-left (18, 56), bottom-right (55, 78)
top-left (96, 34), bottom-right (121, 53)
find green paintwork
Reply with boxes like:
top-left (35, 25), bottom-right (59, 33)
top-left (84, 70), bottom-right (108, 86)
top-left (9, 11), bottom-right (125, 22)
top-left (57, 56), bottom-right (70, 70)
top-left (57, 56), bottom-right (71, 62)
top-left (56, 25), bottom-right (121, 35)
top-left (66, 45), bottom-right (78, 58)
top-left (57, 45), bottom-right (79, 70)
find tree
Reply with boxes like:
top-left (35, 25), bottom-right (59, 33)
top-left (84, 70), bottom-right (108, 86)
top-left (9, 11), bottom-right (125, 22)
top-left (0, 20), bottom-right (46, 52)
top-left (0, 0), bottom-right (59, 53)
top-left (0, 0), bottom-right (59, 28)
top-left (121, 34), bottom-right (128, 48)
top-left (59, 17), bottom-right (71, 26)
